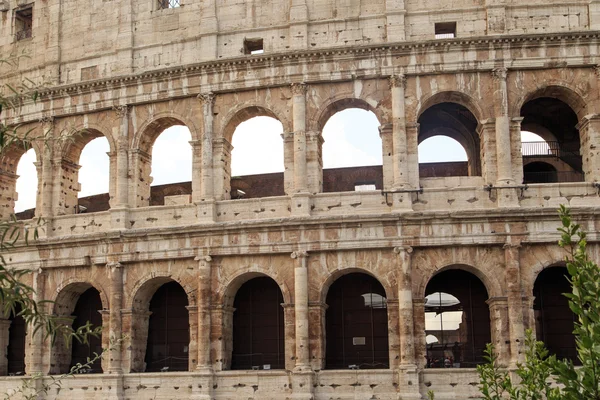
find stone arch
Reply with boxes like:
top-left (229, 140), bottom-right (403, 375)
top-left (415, 90), bottom-right (484, 124)
top-left (132, 113), bottom-right (197, 155)
top-left (220, 105), bottom-right (289, 143)
top-left (60, 125), bottom-right (116, 163)
top-left (416, 263), bottom-right (501, 301)
top-left (512, 84), bottom-right (588, 121)
top-left (314, 95), bottom-right (385, 134)
top-left (127, 275), bottom-right (194, 373)
top-left (218, 270), bottom-right (291, 308)
top-left (129, 274), bottom-right (196, 311)
top-left (50, 281), bottom-right (107, 375)
top-left (319, 267), bottom-right (394, 307)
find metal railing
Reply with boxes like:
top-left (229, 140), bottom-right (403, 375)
top-left (158, 0), bottom-right (180, 9)
top-left (521, 141), bottom-right (560, 157)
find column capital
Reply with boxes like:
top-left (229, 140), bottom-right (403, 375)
top-left (290, 82), bottom-right (307, 96)
top-left (389, 74), bottom-right (407, 89)
top-left (291, 250), bottom-right (309, 259)
top-left (38, 115), bottom-right (54, 126)
top-left (378, 123), bottom-right (393, 135)
top-left (107, 261), bottom-right (123, 269)
top-left (112, 105), bottom-right (130, 118)
top-left (491, 67), bottom-right (508, 81)
top-left (503, 242), bottom-right (521, 250)
top-left (197, 92), bottom-right (215, 105)
top-left (393, 245), bottom-right (413, 255)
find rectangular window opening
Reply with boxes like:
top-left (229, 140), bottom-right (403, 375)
top-left (158, 0), bottom-right (180, 9)
top-left (435, 22), bottom-right (456, 39)
top-left (244, 38), bottom-right (264, 55)
top-left (354, 182), bottom-right (377, 192)
top-left (15, 6), bottom-right (33, 41)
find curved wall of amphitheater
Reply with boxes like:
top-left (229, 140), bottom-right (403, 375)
top-left (2, 0), bottom-right (600, 399)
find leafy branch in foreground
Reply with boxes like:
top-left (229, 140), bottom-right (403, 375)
top-left (476, 205), bottom-right (600, 400)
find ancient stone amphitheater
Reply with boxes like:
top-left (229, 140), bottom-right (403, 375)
top-left (1, 0), bottom-right (599, 399)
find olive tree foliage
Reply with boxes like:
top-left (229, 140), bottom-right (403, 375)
top-left (0, 57), bottom-right (101, 399)
top-left (477, 205), bottom-right (600, 400)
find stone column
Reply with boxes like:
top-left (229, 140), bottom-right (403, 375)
top-left (113, 106), bottom-right (130, 208)
top-left (212, 138), bottom-right (233, 201)
top-left (379, 124), bottom-right (394, 191)
top-left (505, 243), bottom-right (526, 366)
top-left (477, 119), bottom-right (498, 185)
top-left (306, 131), bottom-right (323, 194)
top-left (190, 140), bottom-right (203, 203)
top-left (0, 171), bottom-right (18, 221)
top-left (308, 302), bottom-right (327, 371)
top-left (199, 93), bottom-right (215, 200)
top-left (412, 298), bottom-right (427, 369)
top-left (510, 117), bottom-right (524, 185)
top-left (291, 83), bottom-right (308, 193)
top-left (487, 297), bottom-right (510, 366)
top-left (576, 114), bottom-right (600, 182)
top-left (492, 67), bottom-right (519, 207)
top-left (406, 123), bottom-right (420, 189)
top-left (195, 255), bottom-right (213, 372)
top-left (394, 246), bottom-right (416, 366)
top-left (186, 305), bottom-right (198, 371)
top-left (390, 75), bottom-right (409, 189)
top-left (107, 262), bottom-right (123, 374)
top-left (282, 304), bottom-right (296, 371)
top-left (26, 270), bottom-right (46, 375)
top-left (291, 251), bottom-right (310, 371)
top-left (0, 318), bottom-right (11, 375)
top-left (282, 132), bottom-right (295, 195)
top-left (130, 149), bottom-right (152, 208)
top-left (40, 118), bottom-right (55, 219)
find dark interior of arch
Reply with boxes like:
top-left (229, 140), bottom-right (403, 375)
top-left (70, 287), bottom-right (103, 373)
top-left (325, 273), bottom-right (389, 370)
top-left (7, 304), bottom-right (26, 375)
top-left (521, 97), bottom-right (583, 179)
top-left (417, 102), bottom-right (480, 176)
top-left (145, 281), bottom-right (189, 372)
top-left (425, 269), bottom-right (490, 368)
top-left (232, 277), bottom-right (285, 370)
top-left (533, 266), bottom-right (578, 364)
top-left (523, 161), bottom-right (558, 184)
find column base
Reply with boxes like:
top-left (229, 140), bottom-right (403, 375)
top-left (110, 207), bottom-right (130, 230)
top-left (191, 371), bottom-right (214, 400)
top-left (291, 369), bottom-right (315, 400)
top-left (494, 181), bottom-right (520, 208)
top-left (196, 200), bottom-right (217, 223)
top-left (291, 193), bottom-right (312, 217)
top-left (389, 190), bottom-right (414, 212)
top-left (398, 364), bottom-right (421, 400)
top-left (101, 373), bottom-right (125, 400)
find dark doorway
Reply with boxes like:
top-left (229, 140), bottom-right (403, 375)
top-left (70, 288), bottom-right (103, 373)
top-left (425, 269), bottom-right (490, 368)
top-left (7, 304), bottom-right (26, 375)
top-left (533, 267), bottom-right (578, 364)
top-left (232, 277), bottom-right (285, 370)
top-left (145, 281), bottom-right (190, 372)
top-left (325, 273), bottom-right (389, 369)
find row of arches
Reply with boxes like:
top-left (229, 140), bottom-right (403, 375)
top-left (2, 265), bottom-right (576, 375)
top-left (6, 83), bottom-right (589, 217)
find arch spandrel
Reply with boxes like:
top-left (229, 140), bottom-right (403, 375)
top-left (126, 268), bottom-right (197, 311)
top-left (131, 100), bottom-right (202, 152)
top-left (309, 81), bottom-right (390, 133)
top-left (412, 248), bottom-right (504, 300)
top-left (52, 279), bottom-right (109, 316)
top-left (216, 92), bottom-right (292, 143)
top-left (510, 79), bottom-right (589, 121)
top-left (519, 244), bottom-right (567, 298)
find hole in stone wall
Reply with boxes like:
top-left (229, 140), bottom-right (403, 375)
top-left (435, 22), bottom-right (456, 39)
top-left (244, 38), bottom-right (264, 55)
top-left (14, 6), bottom-right (32, 41)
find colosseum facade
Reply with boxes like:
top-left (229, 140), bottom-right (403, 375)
top-left (1, 0), bottom-right (600, 399)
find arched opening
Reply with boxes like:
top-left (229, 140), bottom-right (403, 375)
top-left (520, 97), bottom-right (583, 183)
top-left (50, 283), bottom-right (105, 375)
top-left (417, 102), bottom-right (480, 179)
top-left (533, 266), bottom-right (578, 364)
top-left (418, 135), bottom-right (469, 178)
top-left (325, 273), bottom-right (389, 369)
top-left (231, 276), bottom-right (285, 370)
top-left (59, 129), bottom-right (112, 215)
top-left (145, 281), bottom-right (190, 372)
top-left (230, 116), bottom-right (284, 199)
top-left (425, 269), bottom-right (490, 368)
top-left (149, 126), bottom-right (192, 206)
top-left (70, 288), bottom-right (103, 373)
top-left (321, 108), bottom-right (382, 193)
top-left (14, 148), bottom-right (38, 219)
top-left (7, 304), bottom-right (26, 375)
top-left (77, 137), bottom-right (110, 213)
